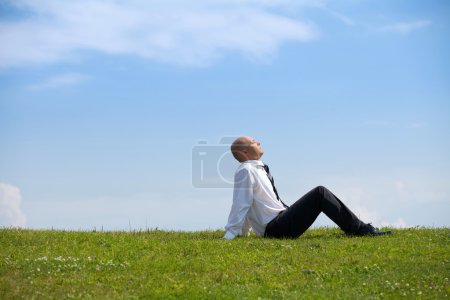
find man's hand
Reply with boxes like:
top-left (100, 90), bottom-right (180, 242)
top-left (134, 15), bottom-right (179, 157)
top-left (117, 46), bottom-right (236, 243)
top-left (223, 231), bottom-right (236, 240)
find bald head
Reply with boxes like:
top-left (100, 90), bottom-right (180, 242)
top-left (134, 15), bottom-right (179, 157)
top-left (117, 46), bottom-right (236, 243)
top-left (231, 136), bottom-right (264, 162)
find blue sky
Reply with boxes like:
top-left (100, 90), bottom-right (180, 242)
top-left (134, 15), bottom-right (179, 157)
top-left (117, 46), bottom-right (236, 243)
top-left (1, 0), bottom-right (449, 230)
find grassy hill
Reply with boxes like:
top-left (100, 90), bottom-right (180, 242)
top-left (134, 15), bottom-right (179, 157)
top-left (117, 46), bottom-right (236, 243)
top-left (1, 227), bottom-right (449, 299)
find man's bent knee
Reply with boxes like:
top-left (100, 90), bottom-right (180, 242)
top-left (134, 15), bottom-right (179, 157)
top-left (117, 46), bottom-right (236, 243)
top-left (314, 185), bottom-right (327, 194)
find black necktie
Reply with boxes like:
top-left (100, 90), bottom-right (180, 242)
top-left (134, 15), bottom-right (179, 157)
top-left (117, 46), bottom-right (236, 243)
top-left (262, 164), bottom-right (289, 208)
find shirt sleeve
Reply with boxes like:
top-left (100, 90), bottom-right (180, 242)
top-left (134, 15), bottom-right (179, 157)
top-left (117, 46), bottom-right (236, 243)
top-left (223, 168), bottom-right (254, 239)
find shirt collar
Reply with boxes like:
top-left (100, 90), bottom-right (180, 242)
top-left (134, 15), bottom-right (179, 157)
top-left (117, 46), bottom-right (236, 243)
top-left (241, 160), bottom-right (264, 166)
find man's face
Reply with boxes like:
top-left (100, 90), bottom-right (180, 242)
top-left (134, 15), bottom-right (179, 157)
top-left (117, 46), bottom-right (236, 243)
top-left (243, 136), bottom-right (264, 160)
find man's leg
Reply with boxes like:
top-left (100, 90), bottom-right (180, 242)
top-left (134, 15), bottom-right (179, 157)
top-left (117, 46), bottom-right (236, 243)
top-left (265, 186), bottom-right (363, 238)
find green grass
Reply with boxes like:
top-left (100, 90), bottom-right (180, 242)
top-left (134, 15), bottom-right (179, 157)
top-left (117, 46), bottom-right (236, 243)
top-left (1, 228), bottom-right (449, 299)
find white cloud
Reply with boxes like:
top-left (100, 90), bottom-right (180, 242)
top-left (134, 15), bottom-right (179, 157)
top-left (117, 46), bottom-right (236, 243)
top-left (0, 0), bottom-right (319, 69)
top-left (380, 218), bottom-right (407, 228)
top-left (286, 168), bottom-right (450, 229)
top-left (315, 3), bottom-right (354, 26)
top-left (0, 183), bottom-right (26, 227)
top-left (328, 10), bottom-right (354, 26)
top-left (28, 73), bottom-right (90, 90)
top-left (406, 122), bottom-right (426, 129)
top-left (23, 188), bottom-right (232, 231)
top-left (395, 180), bottom-right (407, 195)
top-left (392, 174), bottom-right (450, 204)
top-left (379, 20), bottom-right (432, 34)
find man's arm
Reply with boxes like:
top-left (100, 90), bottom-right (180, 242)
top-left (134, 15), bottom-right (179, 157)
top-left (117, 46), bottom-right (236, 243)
top-left (223, 168), bottom-right (254, 240)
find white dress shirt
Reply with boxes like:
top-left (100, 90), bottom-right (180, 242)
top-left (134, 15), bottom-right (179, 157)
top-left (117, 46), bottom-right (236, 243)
top-left (223, 160), bottom-right (287, 239)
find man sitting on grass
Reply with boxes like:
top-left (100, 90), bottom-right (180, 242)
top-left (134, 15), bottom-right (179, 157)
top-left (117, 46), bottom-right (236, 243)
top-left (223, 136), bottom-right (392, 240)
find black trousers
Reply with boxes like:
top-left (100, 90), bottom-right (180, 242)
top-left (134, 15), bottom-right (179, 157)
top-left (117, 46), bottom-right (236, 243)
top-left (264, 186), bottom-right (363, 239)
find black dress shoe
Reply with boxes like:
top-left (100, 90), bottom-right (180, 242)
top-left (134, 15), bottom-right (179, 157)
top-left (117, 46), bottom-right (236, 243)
top-left (353, 223), bottom-right (392, 236)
